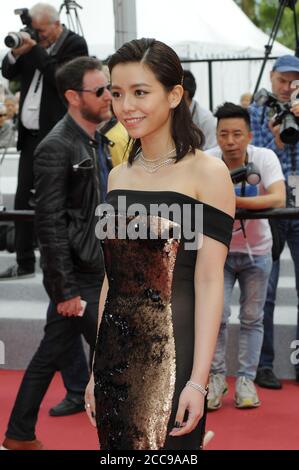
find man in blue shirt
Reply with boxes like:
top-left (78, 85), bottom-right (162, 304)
top-left (249, 55), bottom-right (299, 388)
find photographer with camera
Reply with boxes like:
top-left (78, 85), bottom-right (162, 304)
top-left (0, 3), bottom-right (88, 280)
top-left (250, 55), bottom-right (299, 389)
top-left (205, 103), bottom-right (285, 411)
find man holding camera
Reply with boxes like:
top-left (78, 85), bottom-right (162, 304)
top-left (0, 3), bottom-right (88, 280)
top-left (250, 55), bottom-right (299, 389)
top-left (205, 103), bottom-right (285, 411)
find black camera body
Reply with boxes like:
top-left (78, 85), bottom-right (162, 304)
top-left (4, 8), bottom-right (39, 49)
top-left (254, 88), bottom-right (299, 145)
top-left (230, 162), bottom-right (261, 185)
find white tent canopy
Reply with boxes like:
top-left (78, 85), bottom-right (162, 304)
top-left (135, 0), bottom-right (293, 108)
top-left (136, 0), bottom-right (290, 58)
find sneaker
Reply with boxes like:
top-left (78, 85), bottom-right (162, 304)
top-left (207, 373), bottom-right (228, 411)
top-left (235, 376), bottom-right (261, 409)
top-left (0, 265), bottom-right (35, 281)
top-left (255, 368), bottom-right (282, 389)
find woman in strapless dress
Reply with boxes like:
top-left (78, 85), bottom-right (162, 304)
top-left (85, 38), bottom-right (235, 451)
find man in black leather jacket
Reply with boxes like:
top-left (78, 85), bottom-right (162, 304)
top-left (1, 56), bottom-right (112, 450)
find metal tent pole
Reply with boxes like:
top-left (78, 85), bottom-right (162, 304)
top-left (113, 0), bottom-right (137, 50)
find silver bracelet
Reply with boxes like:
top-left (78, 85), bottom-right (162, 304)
top-left (186, 380), bottom-right (207, 397)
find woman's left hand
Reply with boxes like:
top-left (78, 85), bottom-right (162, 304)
top-left (169, 386), bottom-right (205, 437)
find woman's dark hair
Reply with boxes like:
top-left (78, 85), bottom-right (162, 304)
top-left (108, 38), bottom-right (204, 165)
top-left (55, 56), bottom-right (102, 105)
top-left (214, 102), bottom-right (251, 131)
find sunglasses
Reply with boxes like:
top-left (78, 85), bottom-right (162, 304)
top-left (0, 114), bottom-right (7, 117)
top-left (72, 84), bottom-right (111, 98)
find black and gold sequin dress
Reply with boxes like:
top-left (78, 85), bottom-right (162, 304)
top-left (93, 190), bottom-right (233, 450)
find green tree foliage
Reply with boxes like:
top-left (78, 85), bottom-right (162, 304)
top-left (234, 0), bottom-right (260, 26)
top-left (234, 0), bottom-right (299, 50)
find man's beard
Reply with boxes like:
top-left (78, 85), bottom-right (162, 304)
top-left (80, 106), bottom-right (109, 124)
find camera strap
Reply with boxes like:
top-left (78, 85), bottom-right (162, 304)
top-left (32, 29), bottom-right (69, 96)
top-left (239, 154), bottom-right (253, 260)
top-left (290, 146), bottom-right (297, 174)
top-left (50, 27), bottom-right (69, 57)
top-left (34, 72), bottom-right (42, 94)
top-left (224, 152), bottom-right (255, 262)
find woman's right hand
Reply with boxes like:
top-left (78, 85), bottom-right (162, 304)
top-left (84, 373), bottom-right (96, 427)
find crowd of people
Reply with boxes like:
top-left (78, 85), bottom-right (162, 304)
top-left (0, 1), bottom-right (298, 452)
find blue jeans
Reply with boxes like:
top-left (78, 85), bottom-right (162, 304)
top-left (211, 252), bottom-right (272, 380)
top-left (259, 219), bottom-right (299, 374)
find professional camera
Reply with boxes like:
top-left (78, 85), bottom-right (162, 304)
top-left (254, 88), bottom-right (299, 145)
top-left (230, 162), bottom-right (261, 185)
top-left (4, 8), bottom-right (39, 49)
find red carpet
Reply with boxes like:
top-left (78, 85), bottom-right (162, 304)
top-left (1, 371), bottom-right (299, 450)
top-left (0, 371), bottom-right (99, 450)
top-left (207, 377), bottom-right (299, 450)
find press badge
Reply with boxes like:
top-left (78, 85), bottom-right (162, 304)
top-left (288, 175), bottom-right (299, 207)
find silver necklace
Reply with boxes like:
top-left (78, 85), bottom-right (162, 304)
top-left (136, 148), bottom-right (177, 174)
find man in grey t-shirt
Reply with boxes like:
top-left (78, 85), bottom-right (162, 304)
top-left (183, 70), bottom-right (217, 150)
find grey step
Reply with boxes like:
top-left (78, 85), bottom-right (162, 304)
top-left (0, 300), bottom-right (48, 320)
top-left (0, 316), bottom-right (296, 379)
top-left (0, 253), bottom-right (46, 302)
top-left (1, 193), bottom-right (15, 209)
top-left (231, 279), bottom-right (297, 306)
top-left (0, 269), bottom-right (296, 305)
top-left (0, 249), bottom-right (297, 306)
top-left (0, 274), bottom-right (48, 303)
top-left (279, 258), bottom-right (295, 277)
top-left (0, 252), bottom-right (43, 274)
top-left (230, 305), bottom-right (296, 326)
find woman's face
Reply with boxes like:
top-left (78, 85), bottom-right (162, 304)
top-left (110, 62), bottom-right (175, 140)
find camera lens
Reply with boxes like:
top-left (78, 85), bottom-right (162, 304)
top-left (247, 173), bottom-right (261, 185)
top-left (4, 32), bottom-right (23, 49)
top-left (246, 162), bottom-right (261, 185)
top-left (280, 113), bottom-right (299, 145)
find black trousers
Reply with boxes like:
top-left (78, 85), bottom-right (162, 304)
top-left (6, 272), bottom-right (103, 441)
top-left (14, 132), bottom-right (41, 271)
top-left (60, 335), bottom-right (90, 399)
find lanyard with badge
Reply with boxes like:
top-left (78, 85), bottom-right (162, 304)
top-left (224, 153), bottom-right (255, 262)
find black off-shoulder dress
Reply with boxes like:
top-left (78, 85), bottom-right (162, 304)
top-left (93, 190), bottom-right (233, 450)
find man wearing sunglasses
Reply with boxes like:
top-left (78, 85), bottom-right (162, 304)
top-left (1, 56), bottom-right (112, 451)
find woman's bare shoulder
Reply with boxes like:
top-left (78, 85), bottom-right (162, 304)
top-left (108, 161), bottom-right (130, 191)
